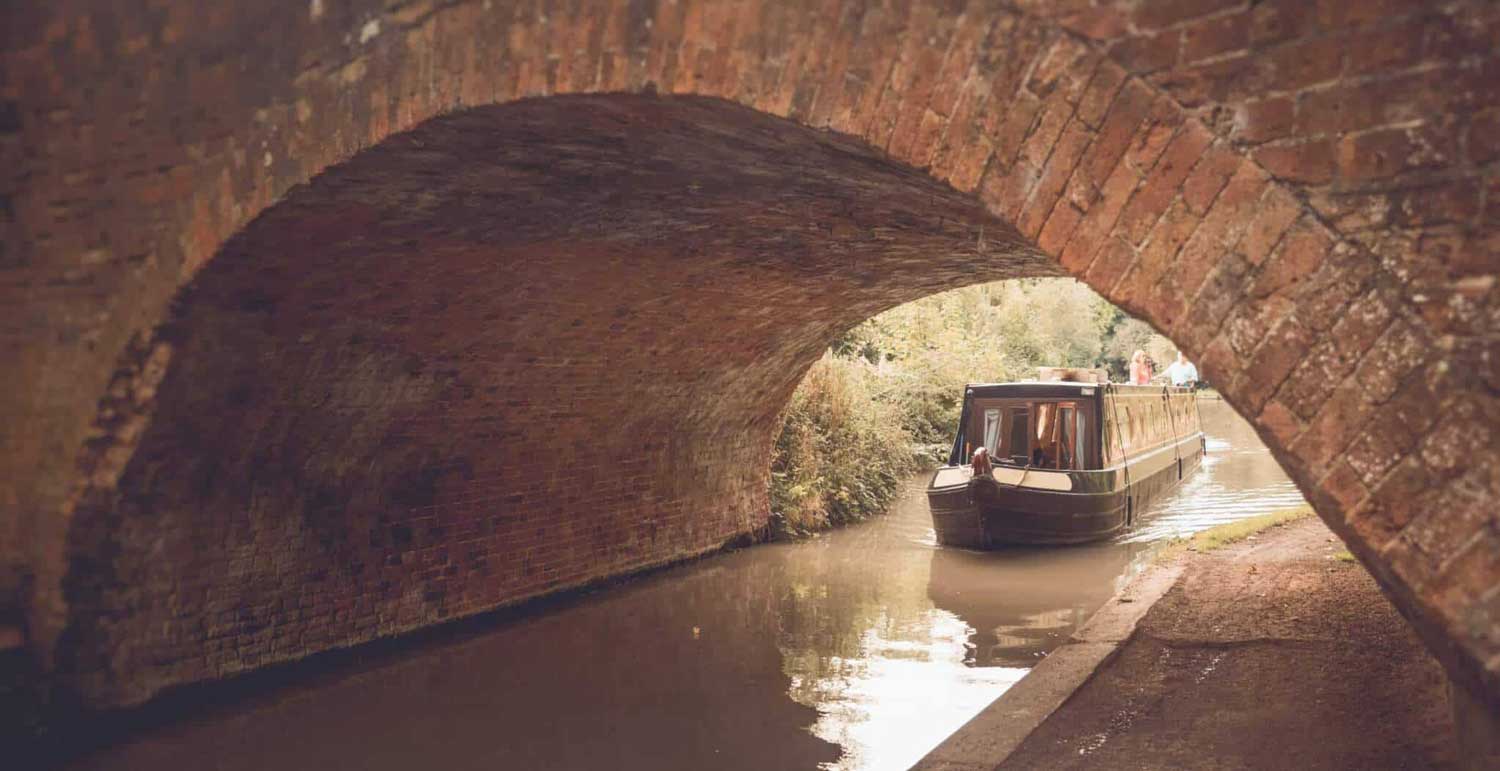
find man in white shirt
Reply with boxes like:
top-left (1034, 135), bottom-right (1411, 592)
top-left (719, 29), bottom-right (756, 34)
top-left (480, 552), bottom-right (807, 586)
top-left (1166, 351), bottom-right (1199, 388)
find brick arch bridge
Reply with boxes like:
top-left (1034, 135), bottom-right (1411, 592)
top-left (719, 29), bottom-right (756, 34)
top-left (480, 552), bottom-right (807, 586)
top-left (3, 1), bottom-right (1496, 714)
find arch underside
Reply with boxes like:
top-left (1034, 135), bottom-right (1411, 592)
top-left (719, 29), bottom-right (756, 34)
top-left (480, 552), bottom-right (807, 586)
top-left (57, 95), bottom-right (1053, 703)
top-left (3, 0), bottom-right (1495, 712)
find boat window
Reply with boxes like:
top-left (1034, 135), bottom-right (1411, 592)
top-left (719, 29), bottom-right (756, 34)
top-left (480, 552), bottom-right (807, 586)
top-left (1035, 404), bottom-right (1050, 466)
top-left (1004, 408), bottom-right (1029, 463)
top-left (1030, 401), bottom-right (1084, 470)
top-left (1056, 406), bottom-right (1075, 469)
top-left (1075, 409), bottom-right (1086, 468)
top-left (973, 398), bottom-right (1094, 469)
top-left (983, 408), bottom-right (1001, 455)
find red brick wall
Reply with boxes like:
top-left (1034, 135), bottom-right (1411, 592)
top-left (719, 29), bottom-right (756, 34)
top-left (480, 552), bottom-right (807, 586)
top-left (3, 1), bottom-right (1496, 709)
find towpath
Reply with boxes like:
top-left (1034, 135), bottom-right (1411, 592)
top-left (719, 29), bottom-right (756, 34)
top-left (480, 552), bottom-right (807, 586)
top-left (997, 516), bottom-right (1458, 770)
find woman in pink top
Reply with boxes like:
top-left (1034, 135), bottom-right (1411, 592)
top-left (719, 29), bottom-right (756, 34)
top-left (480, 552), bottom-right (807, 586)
top-left (1129, 349), bottom-right (1153, 385)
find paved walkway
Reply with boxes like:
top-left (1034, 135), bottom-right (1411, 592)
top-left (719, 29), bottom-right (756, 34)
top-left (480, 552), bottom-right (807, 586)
top-left (998, 517), bottom-right (1458, 770)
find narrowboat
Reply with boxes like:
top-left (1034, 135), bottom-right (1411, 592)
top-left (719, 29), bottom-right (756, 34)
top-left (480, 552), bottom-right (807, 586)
top-left (926, 367), bottom-right (1204, 548)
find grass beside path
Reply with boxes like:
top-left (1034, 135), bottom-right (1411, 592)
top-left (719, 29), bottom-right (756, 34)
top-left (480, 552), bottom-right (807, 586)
top-left (1155, 506), bottom-right (1314, 563)
top-left (1191, 506), bottom-right (1314, 550)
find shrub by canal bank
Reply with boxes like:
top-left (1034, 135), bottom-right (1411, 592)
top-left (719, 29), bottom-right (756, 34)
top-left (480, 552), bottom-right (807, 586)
top-left (769, 355), bottom-right (923, 537)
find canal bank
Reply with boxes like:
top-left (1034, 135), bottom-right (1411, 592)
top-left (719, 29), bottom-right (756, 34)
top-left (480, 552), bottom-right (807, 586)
top-left (922, 514), bottom-right (1462, 770)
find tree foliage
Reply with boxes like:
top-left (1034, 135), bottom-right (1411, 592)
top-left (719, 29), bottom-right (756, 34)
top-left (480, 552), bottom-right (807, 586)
top-left (767, 354), bottom-right (917, 537)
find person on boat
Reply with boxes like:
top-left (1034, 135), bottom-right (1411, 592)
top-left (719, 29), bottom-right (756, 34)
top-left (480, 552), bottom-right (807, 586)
top-left (971, 446), bottom-right (993, 476)
top-left (1129, 349), bottom-right (1153, 385)
top-left (1166, 351), bottom-right (1199, 388)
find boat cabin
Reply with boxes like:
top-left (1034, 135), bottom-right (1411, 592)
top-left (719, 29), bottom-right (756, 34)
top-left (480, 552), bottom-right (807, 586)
top-left (952, 383), bottom-right (1102, 471)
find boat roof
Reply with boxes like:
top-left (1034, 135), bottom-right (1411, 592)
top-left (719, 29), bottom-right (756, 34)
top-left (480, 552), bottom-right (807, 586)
top-left (964, 381), bottom-right (1194, 398)
top-left (965, 381), bottom-right (1103, 398)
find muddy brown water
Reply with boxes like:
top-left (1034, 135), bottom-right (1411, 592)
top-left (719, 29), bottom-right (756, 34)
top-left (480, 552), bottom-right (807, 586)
top-left (72, 400), bottom-right (1305, 771)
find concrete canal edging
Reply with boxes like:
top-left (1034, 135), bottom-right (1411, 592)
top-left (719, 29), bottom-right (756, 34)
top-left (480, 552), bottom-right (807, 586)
top-left (913, 563), bottom-right (1184, 770)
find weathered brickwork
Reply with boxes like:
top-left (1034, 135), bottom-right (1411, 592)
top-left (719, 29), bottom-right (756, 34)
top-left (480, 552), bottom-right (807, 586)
top-left (2, 0), bottom-right (1496, 712)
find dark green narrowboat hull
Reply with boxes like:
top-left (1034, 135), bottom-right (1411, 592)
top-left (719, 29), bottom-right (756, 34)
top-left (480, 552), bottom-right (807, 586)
top-left (927, 433), bottom-right (1204, 548)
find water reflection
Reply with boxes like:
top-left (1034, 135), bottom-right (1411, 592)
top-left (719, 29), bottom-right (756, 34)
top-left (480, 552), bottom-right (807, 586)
top-left (1123, 398), bottom-right (1306, 543)
top-left (75, 400), bottom-right (1302, 771)
top-left (927, 543), bottom-right (1146, 667)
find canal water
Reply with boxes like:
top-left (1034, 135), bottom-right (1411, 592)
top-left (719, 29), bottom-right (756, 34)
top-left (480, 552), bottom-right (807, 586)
top-left (76, 400), bottom-right (1306, 771)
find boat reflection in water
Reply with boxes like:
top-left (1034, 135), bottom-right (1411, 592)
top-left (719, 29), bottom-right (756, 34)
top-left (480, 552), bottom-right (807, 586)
top-left (925, 541), bottom-right (1149, 667)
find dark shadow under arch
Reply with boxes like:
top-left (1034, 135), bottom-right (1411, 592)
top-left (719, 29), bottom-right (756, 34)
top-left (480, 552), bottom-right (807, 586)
top-left (58, 94), bottom-right (1061, 704)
